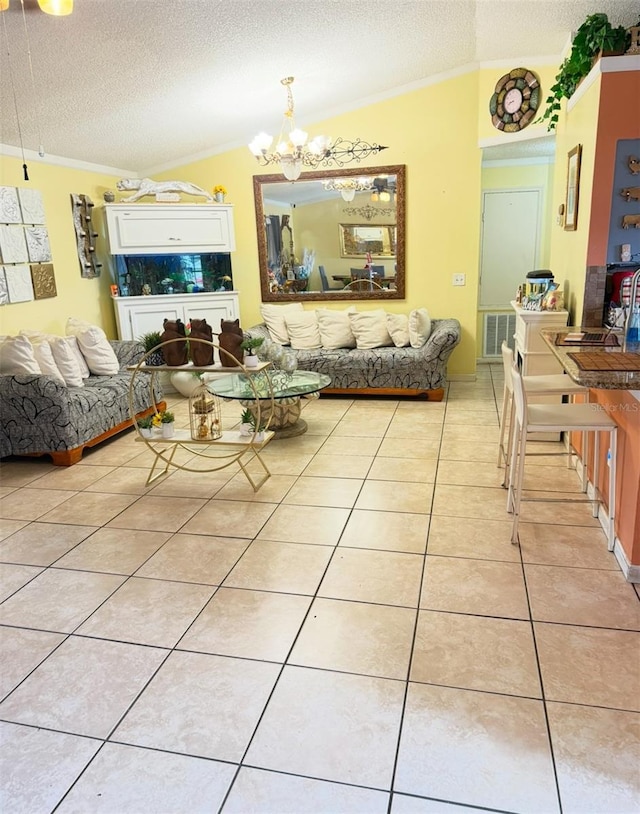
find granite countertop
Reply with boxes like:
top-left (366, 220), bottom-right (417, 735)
top-left (541, 330), bottom-right (640, 390)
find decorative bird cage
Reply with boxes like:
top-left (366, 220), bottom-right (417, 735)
top-left (189, 383), bottom-right (222, 441)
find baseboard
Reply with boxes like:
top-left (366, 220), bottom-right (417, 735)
top-left (448, 374), bottom-right (477, 382)
top-left (576, 458), bottom-right (639, 583)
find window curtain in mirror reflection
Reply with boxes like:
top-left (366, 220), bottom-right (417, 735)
top-left (265, 215), bottom-right (282, 275)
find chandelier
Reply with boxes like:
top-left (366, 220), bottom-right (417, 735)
top-left (249, 77), bottom-right (387, 181)
top-left (322, 177), bottom-right (374, 202)
top-left (0, 0), bottom-right (73, 13)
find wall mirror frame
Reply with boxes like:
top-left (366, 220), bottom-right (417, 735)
top-left (254, 164), bottom-right (405, 302)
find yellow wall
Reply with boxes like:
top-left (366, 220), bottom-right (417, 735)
top-left (0, 156), bottom-right (121, 337)
top-left (158, 71), bottom-right (482, 375)
top-left (548, 75), bottom-right (601, 323)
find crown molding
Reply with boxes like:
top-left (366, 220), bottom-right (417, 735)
top-left (0, 143), bottom-right (134, 177)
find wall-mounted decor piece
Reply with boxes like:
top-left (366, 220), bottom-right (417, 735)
top-left (0, 225), bottom-right (29, 263)
top-left (71, 193), bottom-right (102, 278)
top-left (0, 187), bottom-right (21, 224)
top-left (18, 188), bottom-right (46, 224)
top-left (490, 68), bottom-right (540, 132)
top-left (0, 268), bottom-right (8, 305)
top-left (31, 263), bottom-right (57, 299)
top-left (25, 227), bottom-right (52, 263)
top-left (5, 264), bottom-right (35, 303)
top-left (628, 156), bottom-right (640, 175)
top-left (564, 145), bottom-right (582, 232)
top-left (342, 205), bottom-right (396, 222)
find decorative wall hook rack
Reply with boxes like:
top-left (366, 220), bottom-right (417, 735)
top-left (71, 193), bottom-right (102, 278)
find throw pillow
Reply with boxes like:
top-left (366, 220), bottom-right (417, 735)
top-left (32, 340), bottom-right (65, 383)
top-left (0, 335), bottom-right (41, 375)
top-left (49, 338), bottom-right (84, 387)
top-left (260, 303), bottom-right (304, 345)
top-left (409, 308), bottom-right (432, 348)
top-left (386, 313), bottom-right (410, 348)
top-left (316, 307), bottom-right (357, 349)
top-left (284, 311), bottom-right (322, 350)
top-left (66, 317), bottom-right (119, 375)
top-left (348, 310), bottom-right (394, 350)
top-left (65, 334), bottom-right (91, 379)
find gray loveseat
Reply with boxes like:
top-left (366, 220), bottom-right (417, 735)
top-left (246, 318), bottom-right (461, 399)
top-left (0, 340), bottom-right (164, 465)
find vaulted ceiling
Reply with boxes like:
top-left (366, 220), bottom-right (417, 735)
top-left (0, 0), bottom-right (637, 174)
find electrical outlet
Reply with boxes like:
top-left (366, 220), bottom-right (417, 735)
top-left (452, 273), bottom-right (466, 286)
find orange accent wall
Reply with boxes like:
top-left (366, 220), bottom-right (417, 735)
top-left (587, 71), bottom-right (640, 266)
top-left (578, 391), bottom-right (640, 565)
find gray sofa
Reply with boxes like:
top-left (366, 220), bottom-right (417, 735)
top-left (246, 318), bottom-right (461, 399)
top-left (0, 340), bottom-right (164, 465)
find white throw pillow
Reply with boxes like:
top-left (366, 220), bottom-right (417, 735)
top-left (22, 330), bottom-right (87, 384)
top-left (316, 307), bottom-right (357, 349)
top-left (47, 337), bottom-right (84, 387)
top-left (386, 313), bottom-right (410, 348)
top-left (66, 317), bottom-right (119, 375)
top-left (348, 310), bottom-right (394, 350)
top-left (260, 303), bottom-right (304, 345)
top-left (284, 311), bottom-right (322, 350)
top-left (0, 335), bottom-right (41, 375)
top-left (409, 308), bottom-right (432, 348)
top-left (32, 340), bottom-right (65, 383)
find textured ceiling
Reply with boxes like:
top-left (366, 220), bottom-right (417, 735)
top-left (0, 0), bottom-right (637, 174)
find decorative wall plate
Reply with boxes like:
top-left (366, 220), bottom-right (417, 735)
top-left (490, 68), bottom-right (540, 132)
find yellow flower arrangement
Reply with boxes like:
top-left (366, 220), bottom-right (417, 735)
top-left (213, 185), bottom-right (227, 195)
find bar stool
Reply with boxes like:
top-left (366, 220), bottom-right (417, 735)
top-left (498, 342), bottom-right (588, 488)
top-left (507, 364), bottom-right (617, 548)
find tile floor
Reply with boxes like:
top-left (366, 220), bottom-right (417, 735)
top-left (1, 364), bottom-right (639, 814)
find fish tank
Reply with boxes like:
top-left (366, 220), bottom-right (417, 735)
top-left (115, 253), bottom-right (233, 296)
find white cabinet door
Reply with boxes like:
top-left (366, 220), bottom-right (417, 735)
top-left (105, 205), bottom-right (235, 254)
top-left (113, 292), bottom-right (240, 342)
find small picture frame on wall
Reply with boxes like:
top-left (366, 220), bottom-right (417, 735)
top-left (564, 144), bottom-right (582, 231)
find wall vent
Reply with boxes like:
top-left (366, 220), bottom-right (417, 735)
top-left (483, 312), bottom-right (516, 357)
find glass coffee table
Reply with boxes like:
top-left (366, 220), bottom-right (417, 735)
top-left (207, 370), bottom-right (332, 438)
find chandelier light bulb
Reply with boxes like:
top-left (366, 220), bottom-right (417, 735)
top-left (379, 190), bottom-right (391, 203)
top-left (249, 132), bottom-right (273, 155)
top-left (37, 0), bottom-right (73, 15)
top-left (341, 188), bottom-right (356, 202)
top-left (289, 128), bottom-right (308, 148)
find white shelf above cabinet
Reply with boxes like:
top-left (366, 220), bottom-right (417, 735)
top-left (104, 204), bottom-right (235, 254)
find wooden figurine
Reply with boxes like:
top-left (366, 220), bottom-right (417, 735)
top-left (218, 319), bottom-right (244, 367)
top-left (189, 319), bottom-right (214, 366)
top-left (621, 187), bottom-right (640, 202)
top-left (160, 319), bottom-right (188, 366)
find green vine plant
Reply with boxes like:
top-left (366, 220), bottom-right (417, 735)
top-left (538, 13), bottom-right (629, 131)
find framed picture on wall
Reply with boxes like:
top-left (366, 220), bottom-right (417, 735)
top-left (564, 144), bottom-right (582, 231)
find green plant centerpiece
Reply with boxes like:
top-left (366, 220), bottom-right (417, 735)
top-left (240, 337), bottom-right (264, 356)
top-left (240, 336), bottom-right (264, 367)
top-left (137, 415), bottom-right (154, 430)
top-left (139, 331), bottom-right (164, 366)
top-left (160, 410), bottom-right (175, 424)
top-left (539, 13), bottom-right (628, 130)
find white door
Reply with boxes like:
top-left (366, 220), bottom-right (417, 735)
top-left (480, 189), bottom-right (541, 308)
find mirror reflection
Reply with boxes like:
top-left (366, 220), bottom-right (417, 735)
top-left (254, 164), bottom-right (405, 301)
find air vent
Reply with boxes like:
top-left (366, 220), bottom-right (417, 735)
top-left (483, 312), bottom-right (516, 357)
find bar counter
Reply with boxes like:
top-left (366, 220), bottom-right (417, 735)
top-left (540, 329), bottom-right (640, 390)
top-left (541, 329), bottom-right (639, 579)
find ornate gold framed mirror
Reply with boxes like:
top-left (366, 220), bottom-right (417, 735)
top-left (253, 164), bottom-right (405, 302)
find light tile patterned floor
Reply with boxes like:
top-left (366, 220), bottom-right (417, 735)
top-left (1, 365), bottom-right (639, 813)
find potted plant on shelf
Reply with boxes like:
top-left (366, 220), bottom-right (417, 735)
top-left (139, 331), bottom-right (164, 366)
top-left (538, 13), bottom-right (628, 131)
top-left (239, 407), bottom-right (254, 436)
top-left (213, 184), bottom-right (227, 203)
top-left (159, 410), bottom-right (175, 438)
top-left (137, 414), bottom-right (154, 438)
top-left (240, 336), bottom-right (264, 368)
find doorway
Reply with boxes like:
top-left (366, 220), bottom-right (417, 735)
top-left (479, 188), bottom-right (542, 308)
